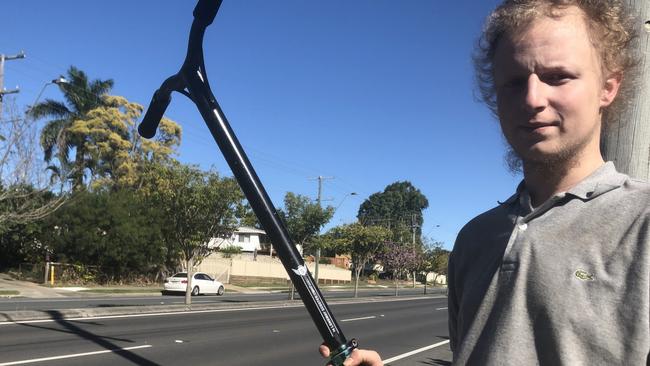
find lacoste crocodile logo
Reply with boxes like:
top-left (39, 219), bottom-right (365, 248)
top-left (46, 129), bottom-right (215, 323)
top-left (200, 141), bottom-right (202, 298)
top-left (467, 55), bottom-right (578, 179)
top-left (574, 269), bottom-right (594, 281)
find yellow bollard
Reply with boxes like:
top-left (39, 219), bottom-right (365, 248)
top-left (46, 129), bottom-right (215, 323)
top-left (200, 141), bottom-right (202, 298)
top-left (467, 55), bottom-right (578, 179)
top-left (50, 265), bottom-right (54, 286)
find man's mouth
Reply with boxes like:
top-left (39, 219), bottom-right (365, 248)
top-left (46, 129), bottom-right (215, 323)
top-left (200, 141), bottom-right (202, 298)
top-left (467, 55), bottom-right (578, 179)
top-left (521, 121), bottom-right (558, 132)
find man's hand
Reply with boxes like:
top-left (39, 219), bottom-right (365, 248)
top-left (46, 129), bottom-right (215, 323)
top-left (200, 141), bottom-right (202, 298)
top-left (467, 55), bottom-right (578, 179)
top-left (319, 344), bottom-right (383, 366)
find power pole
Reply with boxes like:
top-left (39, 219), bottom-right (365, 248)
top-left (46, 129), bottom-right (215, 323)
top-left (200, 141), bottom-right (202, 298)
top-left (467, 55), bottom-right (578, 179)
top-left (411, 213), bottom-right (419, 288)
top-left (310, 175), bottom-right (334, 284)
top-left (0, 51), bottom-right (26, 115)
top-left (601, 3), bottom-right (650, 181)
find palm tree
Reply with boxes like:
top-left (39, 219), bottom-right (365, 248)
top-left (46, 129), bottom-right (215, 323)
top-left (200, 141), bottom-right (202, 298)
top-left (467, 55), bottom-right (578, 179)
top-left (29, 66), bottom-right (114, 191)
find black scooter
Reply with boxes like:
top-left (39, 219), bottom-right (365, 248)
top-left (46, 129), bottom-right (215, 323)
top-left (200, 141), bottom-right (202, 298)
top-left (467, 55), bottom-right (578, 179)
top-left (138, 1), bottom-right (358, 365)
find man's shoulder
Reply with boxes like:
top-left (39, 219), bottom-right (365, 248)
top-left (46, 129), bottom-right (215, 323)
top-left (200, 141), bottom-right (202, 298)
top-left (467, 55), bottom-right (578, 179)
top-left (616, 177), bottom-right (650, 216)
top-left (622, 176), bottom-right (650, 194)
top-left (453, 202), bottom-right (514, 255)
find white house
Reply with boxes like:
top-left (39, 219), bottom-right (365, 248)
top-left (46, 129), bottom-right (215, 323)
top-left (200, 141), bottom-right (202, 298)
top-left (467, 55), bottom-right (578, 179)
top-left (208, 226), bottom-right (267, 252)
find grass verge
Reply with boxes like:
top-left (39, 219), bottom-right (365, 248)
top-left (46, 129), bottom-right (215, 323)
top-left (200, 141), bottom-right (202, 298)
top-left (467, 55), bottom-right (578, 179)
top-left (0, 290), bottom-right (20, 296)
top-left (79, 288), bottom-right (162, 294)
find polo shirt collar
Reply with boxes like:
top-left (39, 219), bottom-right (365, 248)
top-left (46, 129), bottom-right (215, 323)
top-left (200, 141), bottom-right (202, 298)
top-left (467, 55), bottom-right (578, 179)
top-left (500, 161), bottom-right (626, 206)
top-left (564, 161), bottom-right (626, 200)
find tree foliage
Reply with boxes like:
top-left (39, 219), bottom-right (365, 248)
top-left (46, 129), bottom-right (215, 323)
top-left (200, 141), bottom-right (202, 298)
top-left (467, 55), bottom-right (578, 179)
top-left (40, 190), bottom-right (166, 282)
top-left (278, 192), bottom-right (334, 254)
top-left (376, 241), bottom-right (421, 296)
top-left (30, 66), bottom-right (115, 190)
top-left (328, 223), bottom-right (391, 297)
top-left (0, 97), bottom-right (66, 233)
top-left (75, 95), bottom-right (181, 190)
top-left (151, 163), bottom-right (244, 304)
top-left (357, 181), bottom-right (429, 243)
top-left (420, 241), bottom-right (449, 293)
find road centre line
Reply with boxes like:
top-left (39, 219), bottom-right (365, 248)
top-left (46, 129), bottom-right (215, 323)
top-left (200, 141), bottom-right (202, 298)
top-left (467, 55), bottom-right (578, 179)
top-left (436, 307), bottom-right (448, 310)
top-left (383, 340), bottom-right (451, 364)
top-left (341, 316), bottom-right (376, 322)
top-left (0, 345), bottom-right (152, 366)
top-left (0, 296), bottom-right (442, 326)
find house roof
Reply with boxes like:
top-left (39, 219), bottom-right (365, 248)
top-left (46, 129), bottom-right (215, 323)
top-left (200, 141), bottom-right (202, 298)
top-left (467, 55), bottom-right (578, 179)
top-left (235, 226), bottom-right (266, 234)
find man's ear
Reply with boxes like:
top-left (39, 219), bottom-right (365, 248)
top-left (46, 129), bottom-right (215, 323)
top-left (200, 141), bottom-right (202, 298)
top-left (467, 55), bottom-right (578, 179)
top-left (600, 72), bottom-right (622, 108)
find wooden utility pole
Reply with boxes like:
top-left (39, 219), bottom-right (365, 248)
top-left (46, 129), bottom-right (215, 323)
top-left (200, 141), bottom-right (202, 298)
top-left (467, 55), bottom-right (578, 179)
top-left (311, 175), bottom-right (333, 284)
top-left (0, 51), bottom-right (26, 115)
top-left (601, 2), bottom-right (650, 181)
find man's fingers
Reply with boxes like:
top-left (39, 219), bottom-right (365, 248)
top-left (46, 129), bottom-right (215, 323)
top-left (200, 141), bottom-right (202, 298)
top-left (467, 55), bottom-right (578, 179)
top-left (319, 345), bottom-right (383, 365)
top-left (343, 349), bottom-right (383, 366)
top-left (319, 344), bottom-right (331, 357)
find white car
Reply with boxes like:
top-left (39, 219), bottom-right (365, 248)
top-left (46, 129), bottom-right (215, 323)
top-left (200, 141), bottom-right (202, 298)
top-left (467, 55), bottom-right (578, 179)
top-left (163, 272), bottom-right (225, 296)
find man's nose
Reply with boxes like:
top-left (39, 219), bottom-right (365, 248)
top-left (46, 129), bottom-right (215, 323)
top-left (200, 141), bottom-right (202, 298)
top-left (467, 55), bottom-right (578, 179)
top-left (524, 74), bottom-right (548, 112)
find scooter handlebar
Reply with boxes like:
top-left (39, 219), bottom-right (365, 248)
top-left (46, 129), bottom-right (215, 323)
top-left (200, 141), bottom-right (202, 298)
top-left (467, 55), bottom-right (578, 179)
top-left (138, 89), bottom-right (171, 139)
top-left (193, 0), bottom-right (222, 26)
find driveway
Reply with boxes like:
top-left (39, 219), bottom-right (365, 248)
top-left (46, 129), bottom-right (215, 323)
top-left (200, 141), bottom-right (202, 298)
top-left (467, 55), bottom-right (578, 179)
top-left (0, 273), bottom-right (67, 298)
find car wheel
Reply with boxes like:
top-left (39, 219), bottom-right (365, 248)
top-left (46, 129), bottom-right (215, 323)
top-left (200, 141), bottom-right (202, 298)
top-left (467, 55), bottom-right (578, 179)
top-left (217, 286), bottom-right (225, 296)
top-left (191, 286), bottom-right (200, 296)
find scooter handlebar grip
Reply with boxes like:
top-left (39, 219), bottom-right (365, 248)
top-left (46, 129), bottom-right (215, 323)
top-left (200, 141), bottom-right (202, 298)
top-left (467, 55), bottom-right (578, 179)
top-left (138, 90), bottom-right (171, 139)
top-left (193, 0), bottom-right (222, 26)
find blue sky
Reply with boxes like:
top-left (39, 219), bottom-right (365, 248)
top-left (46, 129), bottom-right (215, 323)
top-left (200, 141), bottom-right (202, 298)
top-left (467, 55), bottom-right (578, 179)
top-left (2, 1), bottom-right (521, 249)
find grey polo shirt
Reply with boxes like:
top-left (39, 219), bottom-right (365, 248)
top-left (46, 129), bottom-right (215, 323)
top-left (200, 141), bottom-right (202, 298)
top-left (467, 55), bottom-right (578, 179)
top-left (448, 162), bottom-right (650, 365)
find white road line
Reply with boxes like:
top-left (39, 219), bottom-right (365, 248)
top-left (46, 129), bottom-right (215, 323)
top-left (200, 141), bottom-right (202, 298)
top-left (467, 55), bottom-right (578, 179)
top-left (341, 316), bottom-right (376, 322)
top-left (0, 345), bottom-right (152, 366)
top-left (436, 307), bottom-right (448, 310)
top-left (0, 296), bottom-right (442, 326)
top-left (383, 340), bottom-right (450, 364)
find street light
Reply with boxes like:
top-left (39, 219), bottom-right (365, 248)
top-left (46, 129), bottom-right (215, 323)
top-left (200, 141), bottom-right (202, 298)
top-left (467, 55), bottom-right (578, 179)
top-left (333, 192), bottom-right (358, 213)
top-left (314, 192), bottom-right (358, 284)
top-left (29, 76), bottom-right (69, 112)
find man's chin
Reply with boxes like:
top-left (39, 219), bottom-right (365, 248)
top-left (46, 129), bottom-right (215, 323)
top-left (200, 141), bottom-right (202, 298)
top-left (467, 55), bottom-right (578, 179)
top-left (520, 148), bottom-right (579, 170)
top-left (508, 145), bottom-right (577, 172)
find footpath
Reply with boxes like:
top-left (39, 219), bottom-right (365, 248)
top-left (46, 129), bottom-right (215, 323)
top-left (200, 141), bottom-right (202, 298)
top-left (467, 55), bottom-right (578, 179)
top-left (0, 273), bottom-right (268, 299)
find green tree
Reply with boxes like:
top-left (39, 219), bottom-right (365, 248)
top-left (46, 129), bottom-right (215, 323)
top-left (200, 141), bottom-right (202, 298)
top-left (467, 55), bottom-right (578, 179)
top-left (0, 187), bottom-right (51, 270)
top-left (278, 192), bottom-right (334, 255)
top-left (329, 223), bottom-right (391, 297)
top-left (357, 181), bottom-right (429, 243)
top-left (74, 95), bottom-right (181, 190)
top-left (29, 66), bottom-right (114, 190)
top-left (41, 190), bottom-right (166, 282)
top-left (421, 241), bottom-right (449, 294)
top-left (153, 163), bottom-right (244, 305)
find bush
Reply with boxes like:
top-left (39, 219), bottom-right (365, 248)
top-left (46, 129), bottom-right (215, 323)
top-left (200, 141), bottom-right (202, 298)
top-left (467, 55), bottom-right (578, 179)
top-left (220, 246), bottom-right (242, 258)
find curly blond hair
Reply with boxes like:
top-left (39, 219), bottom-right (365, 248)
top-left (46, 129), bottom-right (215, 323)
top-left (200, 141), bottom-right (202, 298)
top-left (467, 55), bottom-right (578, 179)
top-left (474, 0), bottom-right (639, 123)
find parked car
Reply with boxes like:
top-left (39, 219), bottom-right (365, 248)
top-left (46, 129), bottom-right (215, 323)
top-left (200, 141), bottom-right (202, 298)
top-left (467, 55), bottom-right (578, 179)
top-left (163, 272), bottom-right (225, 296)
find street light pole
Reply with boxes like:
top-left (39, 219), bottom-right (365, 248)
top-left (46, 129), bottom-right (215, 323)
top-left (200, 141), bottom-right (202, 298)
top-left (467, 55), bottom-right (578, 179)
top-left (29, 76), bottom-right (69, 112)
top-left (28, 77), bottom-right (69, 284)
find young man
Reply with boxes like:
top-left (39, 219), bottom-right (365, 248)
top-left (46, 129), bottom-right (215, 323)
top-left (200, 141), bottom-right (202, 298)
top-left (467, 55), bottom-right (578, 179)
top-left (448, 0), bottom-right (648, 365)
top-left (321, 0), bottom-right (646, 365)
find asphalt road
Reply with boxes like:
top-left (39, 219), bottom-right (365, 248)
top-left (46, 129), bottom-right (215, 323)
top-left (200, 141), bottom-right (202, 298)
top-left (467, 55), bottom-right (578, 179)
top-left (0, 288), bottom-right (442, 312)
top-left (0, 296), bottom-right (451, 366)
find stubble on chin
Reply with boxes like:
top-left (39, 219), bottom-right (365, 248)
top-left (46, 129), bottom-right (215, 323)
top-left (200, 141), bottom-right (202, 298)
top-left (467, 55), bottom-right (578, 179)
top-left (503, 140), bottom-right (583, 177)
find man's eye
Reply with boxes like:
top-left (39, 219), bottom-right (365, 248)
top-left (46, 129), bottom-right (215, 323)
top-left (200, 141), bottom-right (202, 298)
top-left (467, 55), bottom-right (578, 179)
top-left (502, 78), bottom-right (526, 89)
top-left (542, 73), bottom-right (571, 85)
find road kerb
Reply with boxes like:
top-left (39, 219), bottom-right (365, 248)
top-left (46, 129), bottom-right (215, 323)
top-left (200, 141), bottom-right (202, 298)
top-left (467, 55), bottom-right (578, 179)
top-left (0, 295), bottom-right (446, 324)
